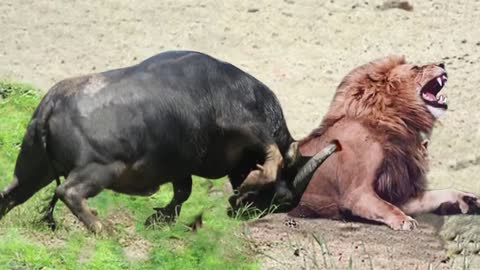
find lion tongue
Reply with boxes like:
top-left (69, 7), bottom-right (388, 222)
top-left (422, 92), bottom-right (436, 101)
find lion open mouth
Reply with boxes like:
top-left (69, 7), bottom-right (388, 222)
top-left (421, 73), bottom-right (448, 110)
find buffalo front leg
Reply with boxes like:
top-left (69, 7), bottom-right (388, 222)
top-left (343, 187), bottom-right (418, 231)
top-left (145, 176), bottom-right (192, 227)
top-left (238, 144), bottom-right (283, 193)
top-left (401, 189), bottom-right (480, 216)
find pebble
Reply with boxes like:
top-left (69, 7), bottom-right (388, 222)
top-left (377, 0), bottom-right (413, 11)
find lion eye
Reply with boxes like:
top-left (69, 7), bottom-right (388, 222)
top-left (411, 66), bottom-right (420, 70)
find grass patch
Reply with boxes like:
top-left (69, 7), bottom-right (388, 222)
top-left (0, 81), bottom-right (258, 269)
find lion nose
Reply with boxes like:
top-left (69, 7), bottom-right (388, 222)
top-left (438, 63), bottom-right (445, 69)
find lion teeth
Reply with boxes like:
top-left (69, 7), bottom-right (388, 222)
top-left (437, 95), bottom-right (447, 104)
top-left (437, 77), bottom-right (443, 87)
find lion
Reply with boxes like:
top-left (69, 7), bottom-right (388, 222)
top-left (288, 56), bottom-right (480, 230)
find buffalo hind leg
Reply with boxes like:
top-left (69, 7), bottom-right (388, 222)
top-left (343, 186), bottom-right (418, 231)
top-left (55, 163), bottom-right (118, 233)
top-left (401, 189), bottom-right (480, 216)
top-left (40, 194), bottom-right (59, 230)
top-left (0, 173), bottom-right (54, 221)
top-left (145, 176), bottom-right (192, 227)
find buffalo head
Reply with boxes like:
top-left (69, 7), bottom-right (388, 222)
top-left (228, 140), bottom-right (339, 218)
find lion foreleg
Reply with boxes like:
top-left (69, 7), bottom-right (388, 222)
top-left (401, 189), bottom-right (480, 215)
top-left (343, 186), bottom-right (418, 230)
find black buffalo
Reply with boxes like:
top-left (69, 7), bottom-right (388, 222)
top-left (0, 51), bottom-right (335, 232)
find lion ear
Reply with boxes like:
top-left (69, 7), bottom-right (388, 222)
top-left (389, 55), bottom-right (406, 65)
top-left (368, 55), bottom-right (406, 82)
top-left (367, 72), bottom-right (383, 82)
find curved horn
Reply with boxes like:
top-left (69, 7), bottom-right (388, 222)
top-left (292, 140), bottom-right (340, 195)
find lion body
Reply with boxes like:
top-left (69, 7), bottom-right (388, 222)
top-left (290, 56), bottom-right (436, 219)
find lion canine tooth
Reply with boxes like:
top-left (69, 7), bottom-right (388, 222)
top-left (437, 95), bottom-right (447, 104)
top-left (437, 77), bottom-right (443, 86)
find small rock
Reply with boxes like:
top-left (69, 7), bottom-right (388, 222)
top-left (294, 248), bottom-right (300, 256)
top-left (118, 238), bottom-right (127, 246)
top-left (247, 8), bottom-right (259, 13)
top-left (377, 0), bottom-right (413, 11)
top-left (461, 39), bottom-right (467, 44)
top-left (440, 256), bottom-right (450, 263)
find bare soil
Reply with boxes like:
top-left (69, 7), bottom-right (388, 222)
top-left (1, 0), bottom-right (480, 268)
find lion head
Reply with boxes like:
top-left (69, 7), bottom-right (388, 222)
top-left (388, 58), bottom-right (448, 118)
top-left (319, 56), bottom-right (448, 141)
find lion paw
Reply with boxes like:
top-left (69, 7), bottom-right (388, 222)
top-left (389, 215), bottom-right (418, 231)
top-left (435, 191), bottom-right (480, 215)
top-left (458, 192), bottom-right (480, 214)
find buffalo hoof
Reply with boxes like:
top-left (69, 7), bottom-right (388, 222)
top-left (144, 208), bottom-right (176, 227)
top-left (40, 215), bottom-right (57, 231)
top-left (88, 221), bottom-right (104, 234)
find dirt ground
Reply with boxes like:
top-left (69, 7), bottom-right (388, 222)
top-left (1, 0), bottom-right (480, 268)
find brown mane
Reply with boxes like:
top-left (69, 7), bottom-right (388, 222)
top-left (300, 56), bottom-right (435, 205)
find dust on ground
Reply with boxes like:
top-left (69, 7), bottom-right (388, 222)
top-left (1, 0), bottom-right (480, 269)
top-left (246, 213), bottom-right (455, 269)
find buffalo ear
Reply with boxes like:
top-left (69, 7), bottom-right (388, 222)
top-left (285, 141), bottom-right (314, 170)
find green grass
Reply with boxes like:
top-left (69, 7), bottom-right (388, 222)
top-left (0, 81), bottom-right (258, 270)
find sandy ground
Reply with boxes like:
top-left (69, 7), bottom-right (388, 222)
top-left (1, 0), bottom-right (480, 268)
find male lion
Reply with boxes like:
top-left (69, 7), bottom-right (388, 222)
top-left (289, 56), bottom-right (480, 230)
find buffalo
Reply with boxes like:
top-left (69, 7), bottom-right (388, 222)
top-left (0, 51), bottom-right (336, 232)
